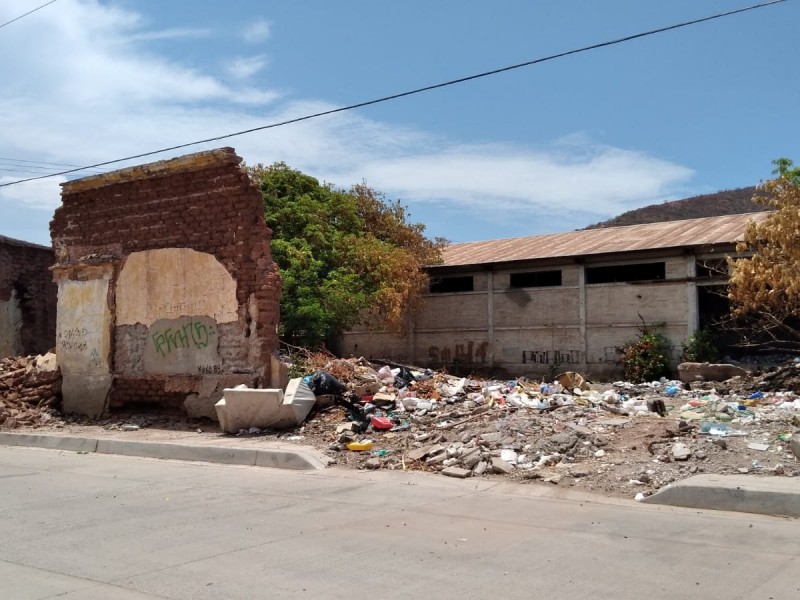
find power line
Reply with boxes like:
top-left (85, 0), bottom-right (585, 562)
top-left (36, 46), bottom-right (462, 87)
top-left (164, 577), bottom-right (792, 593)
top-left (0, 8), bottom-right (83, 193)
top-left (0, 0), bottom-right (788, 189)
top-left (0, 158), bottom-right (106, 174)
top-left (0, 0), bottom-right (59, 30)
top-left (0, 156), bottom-right (102, 169)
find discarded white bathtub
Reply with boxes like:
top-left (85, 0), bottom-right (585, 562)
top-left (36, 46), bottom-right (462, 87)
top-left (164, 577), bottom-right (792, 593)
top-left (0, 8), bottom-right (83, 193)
top-left (215, 378), bottom-right (317, 433)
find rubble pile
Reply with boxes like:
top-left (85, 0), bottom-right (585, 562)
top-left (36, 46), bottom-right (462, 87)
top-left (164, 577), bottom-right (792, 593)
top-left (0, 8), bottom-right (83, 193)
top-left (0, 353), bottom-right (61, 429)
top-left (287, 356), bottom-right (800, 498)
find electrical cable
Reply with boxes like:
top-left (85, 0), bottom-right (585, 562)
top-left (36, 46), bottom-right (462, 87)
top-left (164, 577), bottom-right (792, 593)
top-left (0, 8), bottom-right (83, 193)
top-left (0, 0), bottom-right (788, 189)
top-left (0, 0), bottom-right (59, 31)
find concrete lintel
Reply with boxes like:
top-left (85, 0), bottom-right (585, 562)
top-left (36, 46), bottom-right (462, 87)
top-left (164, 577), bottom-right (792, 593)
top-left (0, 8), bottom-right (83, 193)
top-left (61, 148), bottom-right (240, 194)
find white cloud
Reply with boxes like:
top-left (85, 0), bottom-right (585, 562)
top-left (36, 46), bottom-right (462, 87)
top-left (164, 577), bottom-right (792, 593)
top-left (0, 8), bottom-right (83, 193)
top-left (243, 19), bottom-right (271, 43)
top-left (227, 55), bottom-right (268, 80)
top-left (316, 138), bottom-right (694, 220)
top-left (0, 0), bottom-right (695, 244)
top-left (0, 176), bottom-right (65, 210)
top-left (121, 27), bottom-right (212, 42)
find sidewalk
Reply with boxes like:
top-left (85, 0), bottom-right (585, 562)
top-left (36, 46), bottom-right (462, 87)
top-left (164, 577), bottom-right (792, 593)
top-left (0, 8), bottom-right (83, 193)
top-left (0, 426), bottom-right (331, 471)
top-left (1, 426), bottom-right (799, 518)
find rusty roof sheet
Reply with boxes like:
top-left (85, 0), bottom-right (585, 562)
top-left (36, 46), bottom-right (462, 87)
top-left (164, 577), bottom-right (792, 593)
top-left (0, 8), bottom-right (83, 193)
top-left (440, 212), bottom-right (771, 267)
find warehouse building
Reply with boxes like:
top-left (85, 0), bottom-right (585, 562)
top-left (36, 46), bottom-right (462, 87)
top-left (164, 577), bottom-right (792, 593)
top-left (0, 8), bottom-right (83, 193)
top-left (338, 212), bottom-right (769, 379)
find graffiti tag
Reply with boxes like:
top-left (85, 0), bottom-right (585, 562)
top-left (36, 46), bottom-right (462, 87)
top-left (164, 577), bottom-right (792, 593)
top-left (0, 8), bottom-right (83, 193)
top-left (428, 341), bottom-right (489, 364)
top-left (152, 320), bottom-right (216, 357)
top-left (522, 349), bottom-right (581, 365)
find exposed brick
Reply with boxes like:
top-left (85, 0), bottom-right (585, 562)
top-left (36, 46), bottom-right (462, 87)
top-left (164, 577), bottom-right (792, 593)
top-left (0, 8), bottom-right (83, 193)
top-left (52, 148), bottom-right (281, 415)
top-left (0, 237), bottom-right (57, 356)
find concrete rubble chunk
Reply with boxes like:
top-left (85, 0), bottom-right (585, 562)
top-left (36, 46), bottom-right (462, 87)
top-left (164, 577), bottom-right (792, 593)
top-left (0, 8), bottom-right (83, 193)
top-left (791, 433), bottom-right (800, 460)
top-left (491, 457), bottom-right (514, 474)
top-left (472, 460), bottom-right (488, 476)
top-left (678, 362), bottom-right (749, 383)
top-left (426, 451), bottom-right (448, 465)
top-left (459, 447), bottom-right (481, 466)
top-left (747, 442), bottom-right (770, 452)
top-left (569, 466), bottom-right (590, 478)
top-left (442, 466), bottom-right (472, 479)
top-left (215, 378), bottom-right (316, 434)
top-left (671, 443), bottom-right (692, 461)
top-left (408, 444), bottom-right (441, 461)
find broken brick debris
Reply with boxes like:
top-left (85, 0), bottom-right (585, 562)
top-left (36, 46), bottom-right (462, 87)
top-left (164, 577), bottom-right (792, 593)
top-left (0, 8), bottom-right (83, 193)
top-left (0, 352), bottom-right (61, 429)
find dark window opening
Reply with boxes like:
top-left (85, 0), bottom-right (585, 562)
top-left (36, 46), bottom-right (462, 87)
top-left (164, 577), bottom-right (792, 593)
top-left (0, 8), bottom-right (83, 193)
top-left (698, 285), bottom-right (730, 330)
top-left (696, 258), bottom-right (728, 279)
top-left (510, 270), bottom-right (562, 288)
top-left (429, 276), bottom-right (474, 293)
top-left (697, 285), bottom-right (740, 357)
top-left (586, 262), bottom-right (665, 284)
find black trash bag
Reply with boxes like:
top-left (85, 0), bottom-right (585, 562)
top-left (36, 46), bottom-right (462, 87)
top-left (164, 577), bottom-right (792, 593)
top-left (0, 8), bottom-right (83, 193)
top-left (307, 370), bottom-right (346, 396)
top-left (393, 366), bottom-right (416, 389)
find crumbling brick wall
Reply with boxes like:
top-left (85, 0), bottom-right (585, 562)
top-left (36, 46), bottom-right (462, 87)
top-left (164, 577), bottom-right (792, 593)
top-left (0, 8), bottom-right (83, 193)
top-left (50, 148), bottom-right (281, 418)
top-left (0, 236), bottom-right (56, 357)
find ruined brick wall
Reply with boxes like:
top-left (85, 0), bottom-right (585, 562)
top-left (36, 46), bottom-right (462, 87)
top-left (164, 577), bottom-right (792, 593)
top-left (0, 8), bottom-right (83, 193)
top-left (50, 148), bottom-right (281, 418)
top-left (0, 236), bottom-right (56, 357)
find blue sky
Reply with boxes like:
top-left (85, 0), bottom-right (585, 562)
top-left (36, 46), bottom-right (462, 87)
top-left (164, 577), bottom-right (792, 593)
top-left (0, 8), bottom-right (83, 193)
top-left (0, 0), bottom-right (797, 245)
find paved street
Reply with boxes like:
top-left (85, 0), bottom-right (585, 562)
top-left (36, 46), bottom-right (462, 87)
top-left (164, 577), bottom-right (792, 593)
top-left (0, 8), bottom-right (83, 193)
top-left (1, 447), bottom-right (798, 599)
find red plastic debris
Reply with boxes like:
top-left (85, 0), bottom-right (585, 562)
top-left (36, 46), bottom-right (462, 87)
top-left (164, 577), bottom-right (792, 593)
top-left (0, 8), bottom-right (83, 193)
top-left (371, 416), bottom-right (394, 430)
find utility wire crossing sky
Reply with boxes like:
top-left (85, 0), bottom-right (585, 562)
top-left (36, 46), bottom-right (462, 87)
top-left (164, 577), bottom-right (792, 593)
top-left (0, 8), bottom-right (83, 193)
top-left (0, 0), bottom-right (787, 189)
top-left (0, 0), bottom-right (796, 245)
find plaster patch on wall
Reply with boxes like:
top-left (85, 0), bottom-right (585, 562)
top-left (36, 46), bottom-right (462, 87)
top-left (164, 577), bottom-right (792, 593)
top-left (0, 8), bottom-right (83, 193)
top-left (56, 276), bottom-right (112, 375)
top-left (144, 315), bottom-right (222, 375)
top-left (116, 248), bottom-right (238, 326)
top-left (56, 274), bottom-right (113, 417)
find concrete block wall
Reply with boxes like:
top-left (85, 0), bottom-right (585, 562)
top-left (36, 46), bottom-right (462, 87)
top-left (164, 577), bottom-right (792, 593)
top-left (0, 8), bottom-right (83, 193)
top-left (50, 148), bottom-right (281, 417)
top-left (338, 254), bottom-right (708, 380)
top-left (0, 237), bottom-right (57, 357)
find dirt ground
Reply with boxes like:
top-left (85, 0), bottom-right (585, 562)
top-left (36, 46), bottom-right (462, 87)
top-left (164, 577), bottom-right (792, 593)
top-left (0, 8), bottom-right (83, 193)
top-left (6, 356), bottom-right (800, 502)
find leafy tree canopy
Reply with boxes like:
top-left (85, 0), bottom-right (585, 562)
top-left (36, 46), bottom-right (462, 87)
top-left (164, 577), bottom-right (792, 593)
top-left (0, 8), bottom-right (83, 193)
top-left (247, 162), bottom-right (446, 347)
top-left (727, 158), bottom-right (800, 351)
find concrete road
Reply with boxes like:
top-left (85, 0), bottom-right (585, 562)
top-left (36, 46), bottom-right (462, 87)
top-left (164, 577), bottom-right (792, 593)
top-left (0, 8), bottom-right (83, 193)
top-left (1, 448), bottom-right (798, 600)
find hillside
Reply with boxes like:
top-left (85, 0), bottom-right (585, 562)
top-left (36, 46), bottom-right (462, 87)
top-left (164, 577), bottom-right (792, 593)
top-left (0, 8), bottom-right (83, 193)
top-left (585, 186), bottom-right (761, 229)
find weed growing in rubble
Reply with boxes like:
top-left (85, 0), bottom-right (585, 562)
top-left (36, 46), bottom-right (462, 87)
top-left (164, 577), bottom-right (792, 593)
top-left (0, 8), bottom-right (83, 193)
top-left (618, 322), bottom-right (672, 382)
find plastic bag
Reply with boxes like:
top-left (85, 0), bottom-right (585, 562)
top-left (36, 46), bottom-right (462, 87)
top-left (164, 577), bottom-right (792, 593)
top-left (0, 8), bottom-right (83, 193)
top-left (308, 371), bottom-right (346, 396)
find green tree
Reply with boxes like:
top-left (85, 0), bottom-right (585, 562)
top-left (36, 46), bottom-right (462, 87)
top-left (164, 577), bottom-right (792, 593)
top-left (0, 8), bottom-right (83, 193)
top-left (727, 158), bottom-right (800, 352)
top-left (247, 162), bottom-right (446, 347)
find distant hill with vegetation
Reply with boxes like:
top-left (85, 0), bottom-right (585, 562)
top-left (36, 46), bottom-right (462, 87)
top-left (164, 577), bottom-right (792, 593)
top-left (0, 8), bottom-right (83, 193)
top-left (585, 186), bottom-right (761, 229)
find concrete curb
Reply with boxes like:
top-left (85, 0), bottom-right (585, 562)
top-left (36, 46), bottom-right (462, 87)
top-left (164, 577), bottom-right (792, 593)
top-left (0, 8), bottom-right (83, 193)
top-left (644, 474), bottom-right (800, 517)
top-left (0, 432), bottom-right (326, 471)
top-left (0, 432), bottom-right (99, 453)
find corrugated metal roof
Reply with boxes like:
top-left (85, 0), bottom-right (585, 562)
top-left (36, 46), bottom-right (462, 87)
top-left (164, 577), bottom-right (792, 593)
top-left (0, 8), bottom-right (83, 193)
top-left (440, 212), bottom-right (770, 267)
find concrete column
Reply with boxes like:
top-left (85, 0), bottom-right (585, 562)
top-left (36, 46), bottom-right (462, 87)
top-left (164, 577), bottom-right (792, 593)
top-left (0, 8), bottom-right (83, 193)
top-left (487, 270), bottom-right (495, 368)
top-left (578, 264), bottom-right (587, 369)
top-left (686, 255), bottom-right (698, 337)
top-left (53, 263), bottom-right (117, 418)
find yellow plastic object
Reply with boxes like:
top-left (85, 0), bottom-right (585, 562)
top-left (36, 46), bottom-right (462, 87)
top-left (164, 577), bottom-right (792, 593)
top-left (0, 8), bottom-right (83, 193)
top-left (346, 440), bottom-right (374, 452)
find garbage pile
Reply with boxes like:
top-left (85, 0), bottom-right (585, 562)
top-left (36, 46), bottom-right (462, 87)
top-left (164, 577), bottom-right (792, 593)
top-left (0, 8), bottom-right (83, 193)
top-left (290, 356), bottom-right (800, 497)
top-left (0, 352), bottom-right (61, 429)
